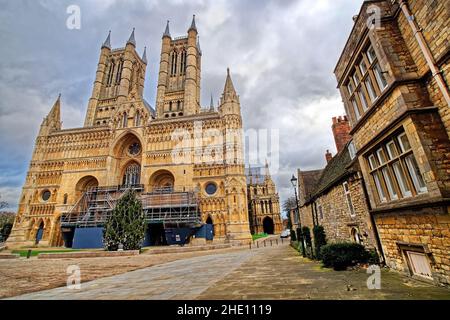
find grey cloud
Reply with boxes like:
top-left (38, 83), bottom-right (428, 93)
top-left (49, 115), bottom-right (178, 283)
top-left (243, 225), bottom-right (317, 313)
top-left (0, 0), bottom-right (362, 211)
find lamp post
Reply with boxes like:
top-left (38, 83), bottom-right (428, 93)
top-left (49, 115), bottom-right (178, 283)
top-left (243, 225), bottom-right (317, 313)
top-left (291, 174), bottom-right (306, 257)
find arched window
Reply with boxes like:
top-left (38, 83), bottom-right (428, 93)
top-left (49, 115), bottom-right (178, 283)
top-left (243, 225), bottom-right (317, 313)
top-left (107, 61), bottom-right (116, 87)
top-left (169, 101), bottom-right (173, 112)
top-left (170, 51), bottom-right (178, 76)
top-left (135, 111), bottom-right (141, 127)
top-left (123, 112), bottom-right (128, 128)
top-left (177, 100), bottom-right (181, 110)
top-left (115, 59), bottom-right (124, 85)
top-left (123, 163), bottom-right (141, 186)
top-left (180, 50), bottom-right (187, 75)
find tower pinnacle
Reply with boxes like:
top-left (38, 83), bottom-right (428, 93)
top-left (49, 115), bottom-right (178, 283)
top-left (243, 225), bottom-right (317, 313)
top-left (189, 14), bottom-right (197, 32)
top-left (142, 46), bottom-right (148, 64)
top-left (102, 31), bottom-right (111, 49)
top-left (127, 28), bottom-right (136, 46)
top-left (163, 20), bottom-right (171, 38)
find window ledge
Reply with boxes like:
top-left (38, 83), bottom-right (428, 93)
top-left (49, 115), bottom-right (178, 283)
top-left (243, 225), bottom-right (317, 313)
top-left (370, 196), bottom-right (450, 214)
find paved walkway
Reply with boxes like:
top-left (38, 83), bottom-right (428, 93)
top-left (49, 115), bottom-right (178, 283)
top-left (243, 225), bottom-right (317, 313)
top-left (7, 243), bottom-right (450, 300)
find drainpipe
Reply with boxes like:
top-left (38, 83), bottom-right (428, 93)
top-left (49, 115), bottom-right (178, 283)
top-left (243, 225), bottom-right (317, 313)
top-left (397, 0), bottom-right (450, 108)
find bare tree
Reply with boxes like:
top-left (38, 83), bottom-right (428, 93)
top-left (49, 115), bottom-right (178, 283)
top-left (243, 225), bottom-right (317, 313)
top-left (0, 194), bottom-right (8, 211)
top-left (282, 196), bottom-right (297, 212)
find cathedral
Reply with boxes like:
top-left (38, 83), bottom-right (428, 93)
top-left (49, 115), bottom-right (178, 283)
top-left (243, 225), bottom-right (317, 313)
top-left (6, 16), bottom-right (264, 248)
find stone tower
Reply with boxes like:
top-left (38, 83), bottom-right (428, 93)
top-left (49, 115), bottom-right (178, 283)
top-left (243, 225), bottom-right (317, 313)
top-left (84, 29), bottom-right (148, 127)
top-left (156, 16), bottom-right (202, 119)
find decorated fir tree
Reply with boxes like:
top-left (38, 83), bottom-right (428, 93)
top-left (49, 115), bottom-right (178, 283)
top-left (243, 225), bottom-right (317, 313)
top-left (103, 189), bottom-right (146, 251)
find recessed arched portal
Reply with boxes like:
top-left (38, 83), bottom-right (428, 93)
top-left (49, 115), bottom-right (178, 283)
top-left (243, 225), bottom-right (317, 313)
top-left (35, 221), bottom-right (44, 244)
top-left (263, 216), bottom-right (275, 235)
top-left (75, 176), bottom-right (99, 200)
top-left (149, 170), bottom-right (175, 192)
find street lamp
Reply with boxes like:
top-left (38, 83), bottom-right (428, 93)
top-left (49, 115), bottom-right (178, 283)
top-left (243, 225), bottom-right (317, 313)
top-left (290, 174), bottom-right (306, 257)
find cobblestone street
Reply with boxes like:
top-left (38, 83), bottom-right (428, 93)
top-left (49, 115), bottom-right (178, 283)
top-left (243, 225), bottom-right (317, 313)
top-left (6, 243), bottom-right (450, 300)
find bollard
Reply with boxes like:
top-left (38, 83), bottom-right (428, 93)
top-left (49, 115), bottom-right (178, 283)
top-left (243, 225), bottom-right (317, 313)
top-left (26, 249), bottom-right (32, 259)
top-left (270, 240), bottom-right (273, 247)
top-left (281, 238), bottom-right (284, 244)
top-left (257, 241), bottom-right (259, 248)
top-left (264, 240), bottom-right (266, 247)
top-left (276, 239), bottom-right (279, 245)
top-left (249, 242), bottom-right (252, 250)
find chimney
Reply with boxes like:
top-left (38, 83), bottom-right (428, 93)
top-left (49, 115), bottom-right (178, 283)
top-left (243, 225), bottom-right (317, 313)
top-left (332, 115), bottom-right (351, 153)
top-left (325, 150), bottom-right (333, 163)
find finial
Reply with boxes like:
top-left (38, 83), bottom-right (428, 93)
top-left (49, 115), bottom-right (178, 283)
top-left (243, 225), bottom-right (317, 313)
top-left (210, 93), bottom-right (214, 111)
top-left (102, 30), bottom-right (111, 49)
top-left (142, 46), bottom-right (148, 64)
top-left (163, 20), bottom-right (171, 38)
top-left (227, 67), bottom-right (230, 76)
top-left (127, 27), bottom-right (136, 46)
top-left (189, 14), bottom-right (197, 32)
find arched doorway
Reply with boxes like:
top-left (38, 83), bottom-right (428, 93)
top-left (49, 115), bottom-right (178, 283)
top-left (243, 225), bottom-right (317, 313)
top-left (149, 170), bottom-right (175, 192)
top-left (35, 221), bottom-right (44, 244)
top-left (75, 176), bottom-right (99, 200)
top-left (122, 162), bottom-right (141, 186)
top-left (263, 216), bottom-right (275, 235)
top-left (206, 215), bottom-right (214, 239)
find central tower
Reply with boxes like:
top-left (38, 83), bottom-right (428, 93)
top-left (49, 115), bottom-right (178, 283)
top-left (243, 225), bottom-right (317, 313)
top-left (156, 16), bottom-right (202, 119)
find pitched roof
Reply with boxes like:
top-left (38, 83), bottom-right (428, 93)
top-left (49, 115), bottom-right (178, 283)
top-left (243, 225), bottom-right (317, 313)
top-left (306, 144), bottom-right (355, 203)
top-left (298, 169), bottom-right (323, 204)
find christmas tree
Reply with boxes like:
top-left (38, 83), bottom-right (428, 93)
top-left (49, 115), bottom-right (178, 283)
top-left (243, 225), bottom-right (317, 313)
top-left (103, 189), bottom-right (146, 251)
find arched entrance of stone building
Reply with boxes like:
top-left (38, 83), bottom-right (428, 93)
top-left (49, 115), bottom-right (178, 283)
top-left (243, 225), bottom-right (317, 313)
top-left (149, 170), bottom-right (175, 192)
top-left (75, 176), bottom-right (99, 200)
top-left (122, 161), bottom-right (141, 186)
top-left (35, 221), bottom-right (44, 244)
top-left (206, 215), bottom-right (214, 240)
top-left (263, 216), bottom-right (274, 235)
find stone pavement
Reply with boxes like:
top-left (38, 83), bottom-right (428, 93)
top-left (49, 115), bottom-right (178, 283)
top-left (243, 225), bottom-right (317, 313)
top-left (7, 243), bottom-right (450, 300)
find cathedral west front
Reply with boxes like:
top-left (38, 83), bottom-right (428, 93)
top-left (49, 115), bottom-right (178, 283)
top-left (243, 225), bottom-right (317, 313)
top-left (6, 16), bottom-right (282, 249)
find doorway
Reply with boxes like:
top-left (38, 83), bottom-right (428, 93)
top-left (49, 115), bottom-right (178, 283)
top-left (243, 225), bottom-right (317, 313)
top-left (148, 223), bottom-right (167, 246)
top-left (263, 216), bottom-right (274, 234)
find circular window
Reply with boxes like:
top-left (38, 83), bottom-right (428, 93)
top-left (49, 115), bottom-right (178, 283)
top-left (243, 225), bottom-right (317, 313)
top-left (205, 183), bottom-right (217, 196)
top-left (41, 190), bottom-right (51, 202)
top-left (128, 142), bottom-right (141, 156)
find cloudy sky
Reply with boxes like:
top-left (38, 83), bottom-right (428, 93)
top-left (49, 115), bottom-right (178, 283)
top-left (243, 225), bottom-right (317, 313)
top-left (0, 0), bottom-right (363, 213)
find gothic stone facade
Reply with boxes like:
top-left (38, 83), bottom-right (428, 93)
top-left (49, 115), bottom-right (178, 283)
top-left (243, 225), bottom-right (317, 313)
top-left (7, 17), bottom-right (252, 248)
top-left (335, 0), bottom-right (450, 285)
top-left (247, 166), bottom-right (283, 235)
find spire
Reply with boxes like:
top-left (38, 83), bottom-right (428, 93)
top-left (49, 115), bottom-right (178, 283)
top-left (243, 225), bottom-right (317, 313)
top-left (142, 46), bottom-right (148, 64)
top-left (40, 94), bottom-right (62, 135)
top-left (223, 68), bottom-right (237, 99)
top-left (102, 30), bottom-right (111, 49)
top-left (163, 20), bottom-right (171, 38)
top-left (188, 14), bottom-right (197, 32)
top-left (209, 94), bottom-right (214, 111)
top-left (127, 28), bottom-right (136, 46)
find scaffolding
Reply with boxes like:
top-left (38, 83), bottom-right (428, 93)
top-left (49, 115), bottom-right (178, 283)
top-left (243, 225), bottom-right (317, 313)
top-left (61, 185), bottom-right (202, 229)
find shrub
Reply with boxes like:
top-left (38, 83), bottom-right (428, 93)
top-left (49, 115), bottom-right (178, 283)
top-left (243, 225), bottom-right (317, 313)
top-left (290, 230), bottom-right (297, 241)
top-left (367, 249), bottom-right (380, 265)
top-left (302, 226), bottom-right (313, 258)
top-left (320, 243), bottom-right (370, 270)
top-left (103, 190), bottom-right (146, 251)
top-left (313, 225), bottom-right (327, 260)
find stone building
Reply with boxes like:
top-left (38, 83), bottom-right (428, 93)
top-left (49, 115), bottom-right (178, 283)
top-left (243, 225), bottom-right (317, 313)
top-left (298, 116), bottom-right (379, 251)
top-left (7, 16), bottom-right (252, 248)
top-left (334, 0), bottom-right (450, 285)
top-left (246, 164), bottom-right (283, 235)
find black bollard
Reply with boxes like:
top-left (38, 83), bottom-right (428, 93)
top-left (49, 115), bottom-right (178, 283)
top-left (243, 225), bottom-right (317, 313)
top-left (26, 249), bottom-right (32, 259)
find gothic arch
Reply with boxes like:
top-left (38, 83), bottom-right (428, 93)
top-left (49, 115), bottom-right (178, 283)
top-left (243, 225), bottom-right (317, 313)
top-left (149, 170), bottom-right (175, 192)
top-left (121, 160), bottom-right (141, 186)
top-left (75, 176), bottom-right (99, 199)
top-left (263, 216), bottom-right (275, 235)
top-left (111, 131), bottom-right (143, 157)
